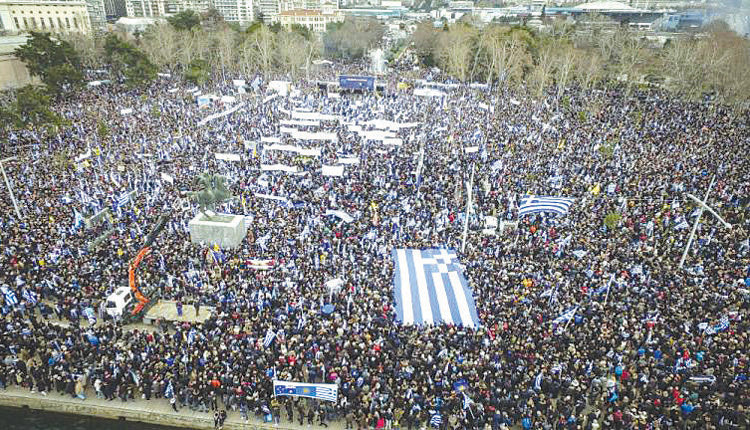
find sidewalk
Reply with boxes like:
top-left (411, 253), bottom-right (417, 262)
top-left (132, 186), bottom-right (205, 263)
top-left (0, 386), bottom-right (345, 430)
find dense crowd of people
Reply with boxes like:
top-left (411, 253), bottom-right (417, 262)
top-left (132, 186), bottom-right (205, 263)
top-left (0, 68), bottom-right (748, 430)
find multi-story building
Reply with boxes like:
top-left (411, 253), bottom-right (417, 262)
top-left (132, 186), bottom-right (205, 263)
top-left (255, 0), bottom-right (278, 20)
top-left (124, 0), bottom-right (208, 18)
top-left (274, 7), bottom-right (342, 31)
top-left (103, 0), bottom-right (126, 18)
top-left (212, 0), bottom-right (253, 24)
top-left (0, 0), bottom-right (92, 33)
top-left (85, 0), bottom-right (106, 28)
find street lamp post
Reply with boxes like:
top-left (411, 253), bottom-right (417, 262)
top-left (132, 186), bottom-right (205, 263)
top-left (678, 175), bottom-right (731, 269)
top-left (0, 156), bottom-right (22, 220)
top-left (461, 163), bottom-right (475, 253)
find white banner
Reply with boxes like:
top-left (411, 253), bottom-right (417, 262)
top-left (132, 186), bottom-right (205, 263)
top-left (260, 164), bottom-right (299, 173)
top-left (215, 153), bottom-right (241, 162)
top-left (263, 94), bottom-right (279, 104)
top-left (197, 102), bottom-right (245, 126)
top-left (254, 193), bottom-right (288, 202)
top-left (337, 157), bottom-right (359, 165)
top-left (260, 136), bottom-right (281, 144)
top-left (325, 209), bottom-right (354, 223)
top-left (383, 138), bottom-right (403, 146)
top-left (265, 144), bottom-right (321, 157)
top-left (291, 111), bottom-right (340, 122)
top-left (75, 149), bottom-right (91, 162)
top-left (232, 79), bottom-right (246, 87)
top-left (160, 172), bottom-right (174, 184)
top-left (360, 130), bottom-right (397, 141)
top-left (321, 165), bottom-right (344, 177)
top-left (280, 119), bottom-right (320, 127)
top-left (120, 108), bottom-right (133, 115)
top-left (289, 130), bottom-right (338, 142)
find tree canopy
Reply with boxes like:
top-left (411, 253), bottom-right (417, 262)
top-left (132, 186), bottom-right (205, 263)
top-left (104, 34), bottom-right (157, 88)
top-left (14, 32), bottom-right (84, 96)
top-left (167, 9), bottom-right (202, 32)
top-left (0, 86), bottom-right (66, 131)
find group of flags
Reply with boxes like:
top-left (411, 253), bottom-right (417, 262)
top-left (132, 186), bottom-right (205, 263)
top-left (3, 286), bottom-right (38, 308)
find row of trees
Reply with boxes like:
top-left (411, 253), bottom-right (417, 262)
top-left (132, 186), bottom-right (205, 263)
top-left (409, 18), bottom-right (750, 107)
top-left (2, 13), bottom-right (749, 132)
top-left (62, 10), bottom-right (383, 83)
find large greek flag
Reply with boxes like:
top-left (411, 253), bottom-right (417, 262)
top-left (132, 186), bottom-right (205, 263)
top-left (2, 286), bottom-right (18, 307)
top-left (392, 248), bottom-right (479, 328)
top-left (519, 195), bottom-right (575, 217)
top-left (273, 380), bottom-right (338, 402)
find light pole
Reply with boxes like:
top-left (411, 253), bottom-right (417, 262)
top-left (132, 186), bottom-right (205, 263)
top-left (0, 156), bottom-right (21, 219)
top-left (461, 163), bottom-right (475, 253)
top-left (678, 175), bottom-right (731, 269)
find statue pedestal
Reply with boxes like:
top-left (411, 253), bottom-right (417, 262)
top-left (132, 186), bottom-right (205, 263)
top-left (188, 213), bottom-right (248, 249)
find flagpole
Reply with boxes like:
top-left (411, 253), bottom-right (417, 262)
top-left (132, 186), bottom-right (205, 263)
top-left (562, 306), bottom-right (577, 332)
top-left (679, 175), bottom-right (715, 269)
top-left (0, 157), bottom-right (22, 219)
top-left (461, 163), bottom-right (475, 254)
top-left (603, 273), bottom-right (615, 307)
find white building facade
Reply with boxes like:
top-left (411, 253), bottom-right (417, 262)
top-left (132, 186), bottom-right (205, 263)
top-left (0, 0), bottom-right (92, 33)
top-left (124, 0), bottom-right (208, 18)
top-left (212, 0), bottom-right (253, 24)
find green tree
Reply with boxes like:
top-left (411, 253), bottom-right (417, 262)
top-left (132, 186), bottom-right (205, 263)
top-left (604, 211), bottom-right (621, 231)
top-left (14, 32), bottom-right (84, 96)
top-left (184, 58), bottom-right (210, 85)
top-left (290, 24), bottom-right (312, 41)
top-left (104, 34), bottom-right (157, 88)
top-left (97, 118), bottom-right (109, 140)
top-left (0, 86), bottom-right (66, 131)
top-left (167, 9), bottom-right (201, 31)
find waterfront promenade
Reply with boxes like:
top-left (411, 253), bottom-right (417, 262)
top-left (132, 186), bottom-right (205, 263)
top-left (0, 386), bottom-right (345, 430)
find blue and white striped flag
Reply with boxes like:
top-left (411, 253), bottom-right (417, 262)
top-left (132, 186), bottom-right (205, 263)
top-left (273, 380), bottom-right (338, 402)
top-left (22, 289), bottom-right (38, 306)
top-left (117, 192), bottom-right (131, 208)
top-left (2, 286), bottom-right (18, 307)
top-left (706, 315), bottom-right (730, 335)
top-left (552, 306), bottom-right (577, 325)
top-left (83, 307), bottom-right (96, 325)
top-left (519, 195), bottom-right (575, 217)
top-left (430, 412), bottom-right (442, 427)
top-left (187, 328), bottom-right (197, 344)
top-left (165, 380), bottom-right (174, 398)
top-left (263, 328), bottom-right (276, 348)
top-left (392, 248), bottom-right (480, 327)
top-left (73, 209), bottom-right (85, 230)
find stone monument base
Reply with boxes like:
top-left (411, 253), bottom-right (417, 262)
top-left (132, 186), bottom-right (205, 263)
top-left (188, 213), bottom-right (247, 249)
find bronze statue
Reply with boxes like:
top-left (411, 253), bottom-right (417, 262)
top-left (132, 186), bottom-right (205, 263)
top-left (190, 173), bottom-right (232, 219)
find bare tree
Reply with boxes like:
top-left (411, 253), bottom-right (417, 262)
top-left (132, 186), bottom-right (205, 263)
top-left (475, 25), bottom-right (532, 88)
top-left (61, 33), bottom-right (103, 68)
top-left (212, 28), bottom-right (239, 81)
top-left (241, 26), bottom-right (276, 76)
top-left (436, 24), bottom-right (477, 81)
top-left (140, 23), bottom-right (180, 70)
top-left (276, 31), bottom-right (307, 78)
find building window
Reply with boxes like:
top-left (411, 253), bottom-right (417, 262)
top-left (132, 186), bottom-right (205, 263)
top-left (41, 17), bottom-right (45, 29)
top-left (31, 18), bottom-right (37, 29)
top-left (66, 17), bottom-right (70, 28)
top-left (23, 17), bottom-right (28, 28)
top-left (58, 17), bottom-right (63, 28)
top-left (74, 17), bottom-right (78, 29)
top-left (49, 17), bottom-right (54, 29)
